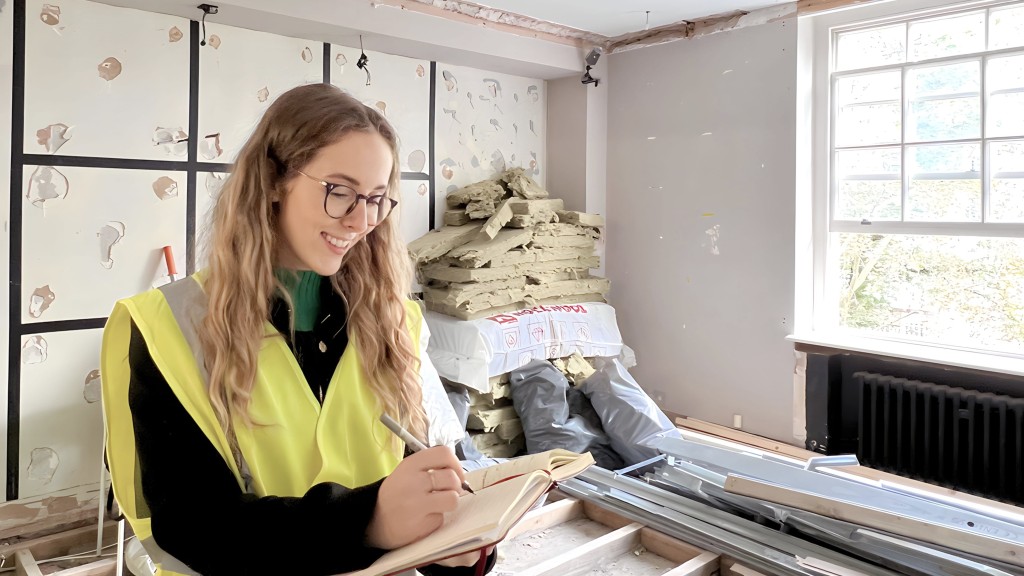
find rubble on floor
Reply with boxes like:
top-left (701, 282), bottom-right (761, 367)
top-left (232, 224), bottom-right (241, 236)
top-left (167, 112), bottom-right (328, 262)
top-left (408, 168), bottom-right (608, 320)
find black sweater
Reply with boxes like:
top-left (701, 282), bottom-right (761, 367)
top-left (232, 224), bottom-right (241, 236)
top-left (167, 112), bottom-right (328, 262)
top-left (127, 280), bottom-right (493, 575)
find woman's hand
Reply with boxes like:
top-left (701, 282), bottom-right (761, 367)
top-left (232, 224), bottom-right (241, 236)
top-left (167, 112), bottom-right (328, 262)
top-left (366, 445), bottom-right (469, 550)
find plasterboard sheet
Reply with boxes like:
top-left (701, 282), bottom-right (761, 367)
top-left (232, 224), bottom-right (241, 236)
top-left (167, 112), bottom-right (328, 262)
top-left (198, 22), bottom-right (323, 165)
top-left (18, 329), bottom-right (104, 499)
top-left (22, 0), bottom-right (190, 160)
top-left (331, 46), bottom-right (430, 175)
top-left (21, 165), bottom-right (187, 322)
top-left (194, 171), bottom-right (228, 269)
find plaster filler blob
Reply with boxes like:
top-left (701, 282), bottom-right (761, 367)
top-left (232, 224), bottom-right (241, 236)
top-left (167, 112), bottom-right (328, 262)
top-left (152, 176), bottom-right (178, 200)
top-left (26, 166), bottom-right (69, 207)
top-left (29, 286), bottom-right (56, 318)
top-left (98, 221), bottom-right (126, 269)
top-left (83, 370), bottom-right (102, 403)
top-left (27, 448), bottom-right (60, 484)
top-left (22, 335), bottom-right (48, 365)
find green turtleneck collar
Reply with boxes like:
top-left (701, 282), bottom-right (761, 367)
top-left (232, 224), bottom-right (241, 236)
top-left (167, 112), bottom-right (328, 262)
top-left (275, 269), bottom-right (322, 332)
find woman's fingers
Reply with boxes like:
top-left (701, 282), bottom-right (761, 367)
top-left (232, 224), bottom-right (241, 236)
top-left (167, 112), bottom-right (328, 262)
top-left (408, 446), bottom-right (468, 483)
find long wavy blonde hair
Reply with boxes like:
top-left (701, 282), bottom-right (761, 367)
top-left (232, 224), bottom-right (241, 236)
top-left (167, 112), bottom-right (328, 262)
top-left (198, 84), bottom-right (426, 457)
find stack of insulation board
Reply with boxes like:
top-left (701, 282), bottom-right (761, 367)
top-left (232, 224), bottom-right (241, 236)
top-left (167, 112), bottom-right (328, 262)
top-left (408, 168), bottom-right (609, 320)
top-left (463, 373), bottom-right (525, 459)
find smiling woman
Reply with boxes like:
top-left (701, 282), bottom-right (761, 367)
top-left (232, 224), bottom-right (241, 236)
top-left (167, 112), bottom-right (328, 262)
top-left (99, 84), bottom-right (492, 576)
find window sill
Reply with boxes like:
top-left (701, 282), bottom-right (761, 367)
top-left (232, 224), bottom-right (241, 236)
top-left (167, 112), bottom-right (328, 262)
top-left (787, 332), bottom-right (1024, 378)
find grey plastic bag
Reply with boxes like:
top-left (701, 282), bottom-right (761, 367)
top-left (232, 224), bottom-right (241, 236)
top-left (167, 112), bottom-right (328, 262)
top-left (580, 357), bottom-right (682, 465)
top-left (441, 380), bottom-right (486, 461)
top-left (510, 359), bottom-right (620, 468)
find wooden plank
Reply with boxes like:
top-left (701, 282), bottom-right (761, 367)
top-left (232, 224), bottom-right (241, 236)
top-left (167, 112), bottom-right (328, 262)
top-left (639, 527), bottom-right (704, 563)
top-left (369, 0), bottom-right (591, 48)
top-left (515, 523), bottom-right (644, 576)
top-left (506, 498), bottom-right (585, 540)
top-left (675, 417), bottom-right (817, 461)
top-left (53, 558), bottom-right (117, 576)
top-left (664, 552), bottom-right (720, 576)
top-left (796, 0), bottom-right (888, 16)
top-left (15, 550), bottom-right (44, 576)
top-left (581, 500), bottom-right (634, 530)
top-left (724, 475), bottom-right (1024, 568)
top-left (721, 558), bottom-right (770, 576)
top-left (830, 465), bottom-right (1024, 524)
top-left (1, 522), bottom-right (119, 562)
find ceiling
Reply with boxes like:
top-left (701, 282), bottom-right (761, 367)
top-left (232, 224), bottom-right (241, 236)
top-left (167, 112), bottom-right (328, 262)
top-left (473, 0), bottom-right (793, 38)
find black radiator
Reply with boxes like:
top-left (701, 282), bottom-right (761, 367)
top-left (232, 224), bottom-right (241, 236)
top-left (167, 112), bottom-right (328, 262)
top-left (856, 371), bottom-right (1024, 504)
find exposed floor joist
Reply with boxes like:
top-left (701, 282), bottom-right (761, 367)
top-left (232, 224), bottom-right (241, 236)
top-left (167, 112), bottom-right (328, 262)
top-left (370, 0), bottom-right (891, 56)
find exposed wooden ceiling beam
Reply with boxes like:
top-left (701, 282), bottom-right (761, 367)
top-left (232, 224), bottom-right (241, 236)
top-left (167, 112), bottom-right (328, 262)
top-left (370, 0), bottom-right (892, 57)
top-left (369, 0), bottom-right (603, 48)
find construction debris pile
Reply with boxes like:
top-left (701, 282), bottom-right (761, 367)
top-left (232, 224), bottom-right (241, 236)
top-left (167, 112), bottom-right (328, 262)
top-left (408, 168), bottom-right (610, 321)
top-left (456, 352), bottom-right (600, 459)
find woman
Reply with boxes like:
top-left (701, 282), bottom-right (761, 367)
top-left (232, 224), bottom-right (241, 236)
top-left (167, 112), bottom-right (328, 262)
top-left (101, 84), bottom-right (492, 575)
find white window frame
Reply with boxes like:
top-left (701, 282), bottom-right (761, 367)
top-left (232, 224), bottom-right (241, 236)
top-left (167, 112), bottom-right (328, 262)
top-left (796, 0), bottom-right (1024, 375)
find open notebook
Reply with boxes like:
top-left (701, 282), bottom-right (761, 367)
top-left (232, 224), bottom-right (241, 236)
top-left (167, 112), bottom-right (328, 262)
top-left (344, 449), bottom-right (595, 576)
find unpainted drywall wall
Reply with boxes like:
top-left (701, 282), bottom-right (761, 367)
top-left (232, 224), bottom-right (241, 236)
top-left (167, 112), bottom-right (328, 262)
top-left (606, 18), bottom-right (798, 442)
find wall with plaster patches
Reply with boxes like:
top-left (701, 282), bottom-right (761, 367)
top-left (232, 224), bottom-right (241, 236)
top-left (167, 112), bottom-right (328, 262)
top-left (606, 20), bottom-right (797, 442)
top-left (4, 0), bottom-right (546, 509)
top-left (433, 63), bottom-right (546, 228)
top-left (1, 0), bottom-right (14, 500)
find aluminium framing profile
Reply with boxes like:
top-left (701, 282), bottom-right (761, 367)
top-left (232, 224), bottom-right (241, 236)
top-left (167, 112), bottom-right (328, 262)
top-left (560, 468), bottom-right (902, 576)
top-left (652, 436), bottom-right (1024, 549)
top-left (649, 462), bottom-right (1019, 576)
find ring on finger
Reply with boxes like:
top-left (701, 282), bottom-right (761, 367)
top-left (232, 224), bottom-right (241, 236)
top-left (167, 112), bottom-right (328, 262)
top-left (428, 469), bottom-right (437, 491)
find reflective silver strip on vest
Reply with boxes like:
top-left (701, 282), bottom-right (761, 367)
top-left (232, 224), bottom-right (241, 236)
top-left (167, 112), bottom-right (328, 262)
top-left (158, 277), bottom-right (256, 495)
top-left (139, 536), bottom-right (201, 576)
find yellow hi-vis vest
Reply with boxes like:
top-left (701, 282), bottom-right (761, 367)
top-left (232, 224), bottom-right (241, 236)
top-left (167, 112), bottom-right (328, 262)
top-left (101, 275), bottom-right (418, 575)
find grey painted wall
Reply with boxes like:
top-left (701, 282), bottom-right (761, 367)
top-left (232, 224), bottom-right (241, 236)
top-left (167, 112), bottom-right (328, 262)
top-left (546, 76), bottom-right (589, 213)
top-left (606, 19), bottom-right (798, 442)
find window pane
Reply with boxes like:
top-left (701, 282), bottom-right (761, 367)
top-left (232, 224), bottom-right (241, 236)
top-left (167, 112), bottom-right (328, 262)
top-left (835, 148), bottom-right (901, 221)
top-left (835, 72), bottom-right (902, 147)
top-left (991, 178), bottom-right (1024, 222)
top-left (836, 71), bottom-right (901, 104)
top-left (909, 12), bottom-right (985, 61)
top-left (909, 61), bottom-right (979, 97)
top-left (992, 140), bottom-right (1024, 173)
top-left (907, 97), bottom-right (980, 141)
top-left (907, 143), bottom-right (981, 221)
top-left (988, 56), bottom-right (1024, 137)
top-left (988, 55), bottom-right (1024, 92)
top-left (835, 233), bottom-right (1024, 352)
top-left (991, 141), bottom-right (1024, 222)
top-left (906, 62), bottom-right (981, 141)
top-left (990, 93), bottom-right (1024, 137)
top-left (836, 24), bottom-right (906, 71)
top-left (990, 5), bottom-right (1024, 50)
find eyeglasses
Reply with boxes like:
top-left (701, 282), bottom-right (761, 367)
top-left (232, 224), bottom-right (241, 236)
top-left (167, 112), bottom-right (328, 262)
top-left (296, 170), bottom-right (398, 225)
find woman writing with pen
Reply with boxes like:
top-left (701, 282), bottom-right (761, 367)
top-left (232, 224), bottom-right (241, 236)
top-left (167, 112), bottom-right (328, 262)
top-left (101, 84), bottom-right (495, 576)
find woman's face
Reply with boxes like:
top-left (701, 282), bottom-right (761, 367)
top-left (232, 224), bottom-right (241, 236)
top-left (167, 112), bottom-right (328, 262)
top-left (276, 130), bottom-right (394, 275)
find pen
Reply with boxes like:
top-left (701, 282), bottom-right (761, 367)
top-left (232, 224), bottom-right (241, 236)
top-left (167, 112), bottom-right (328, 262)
top-left (380, 413), bottom-right (476, 494)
